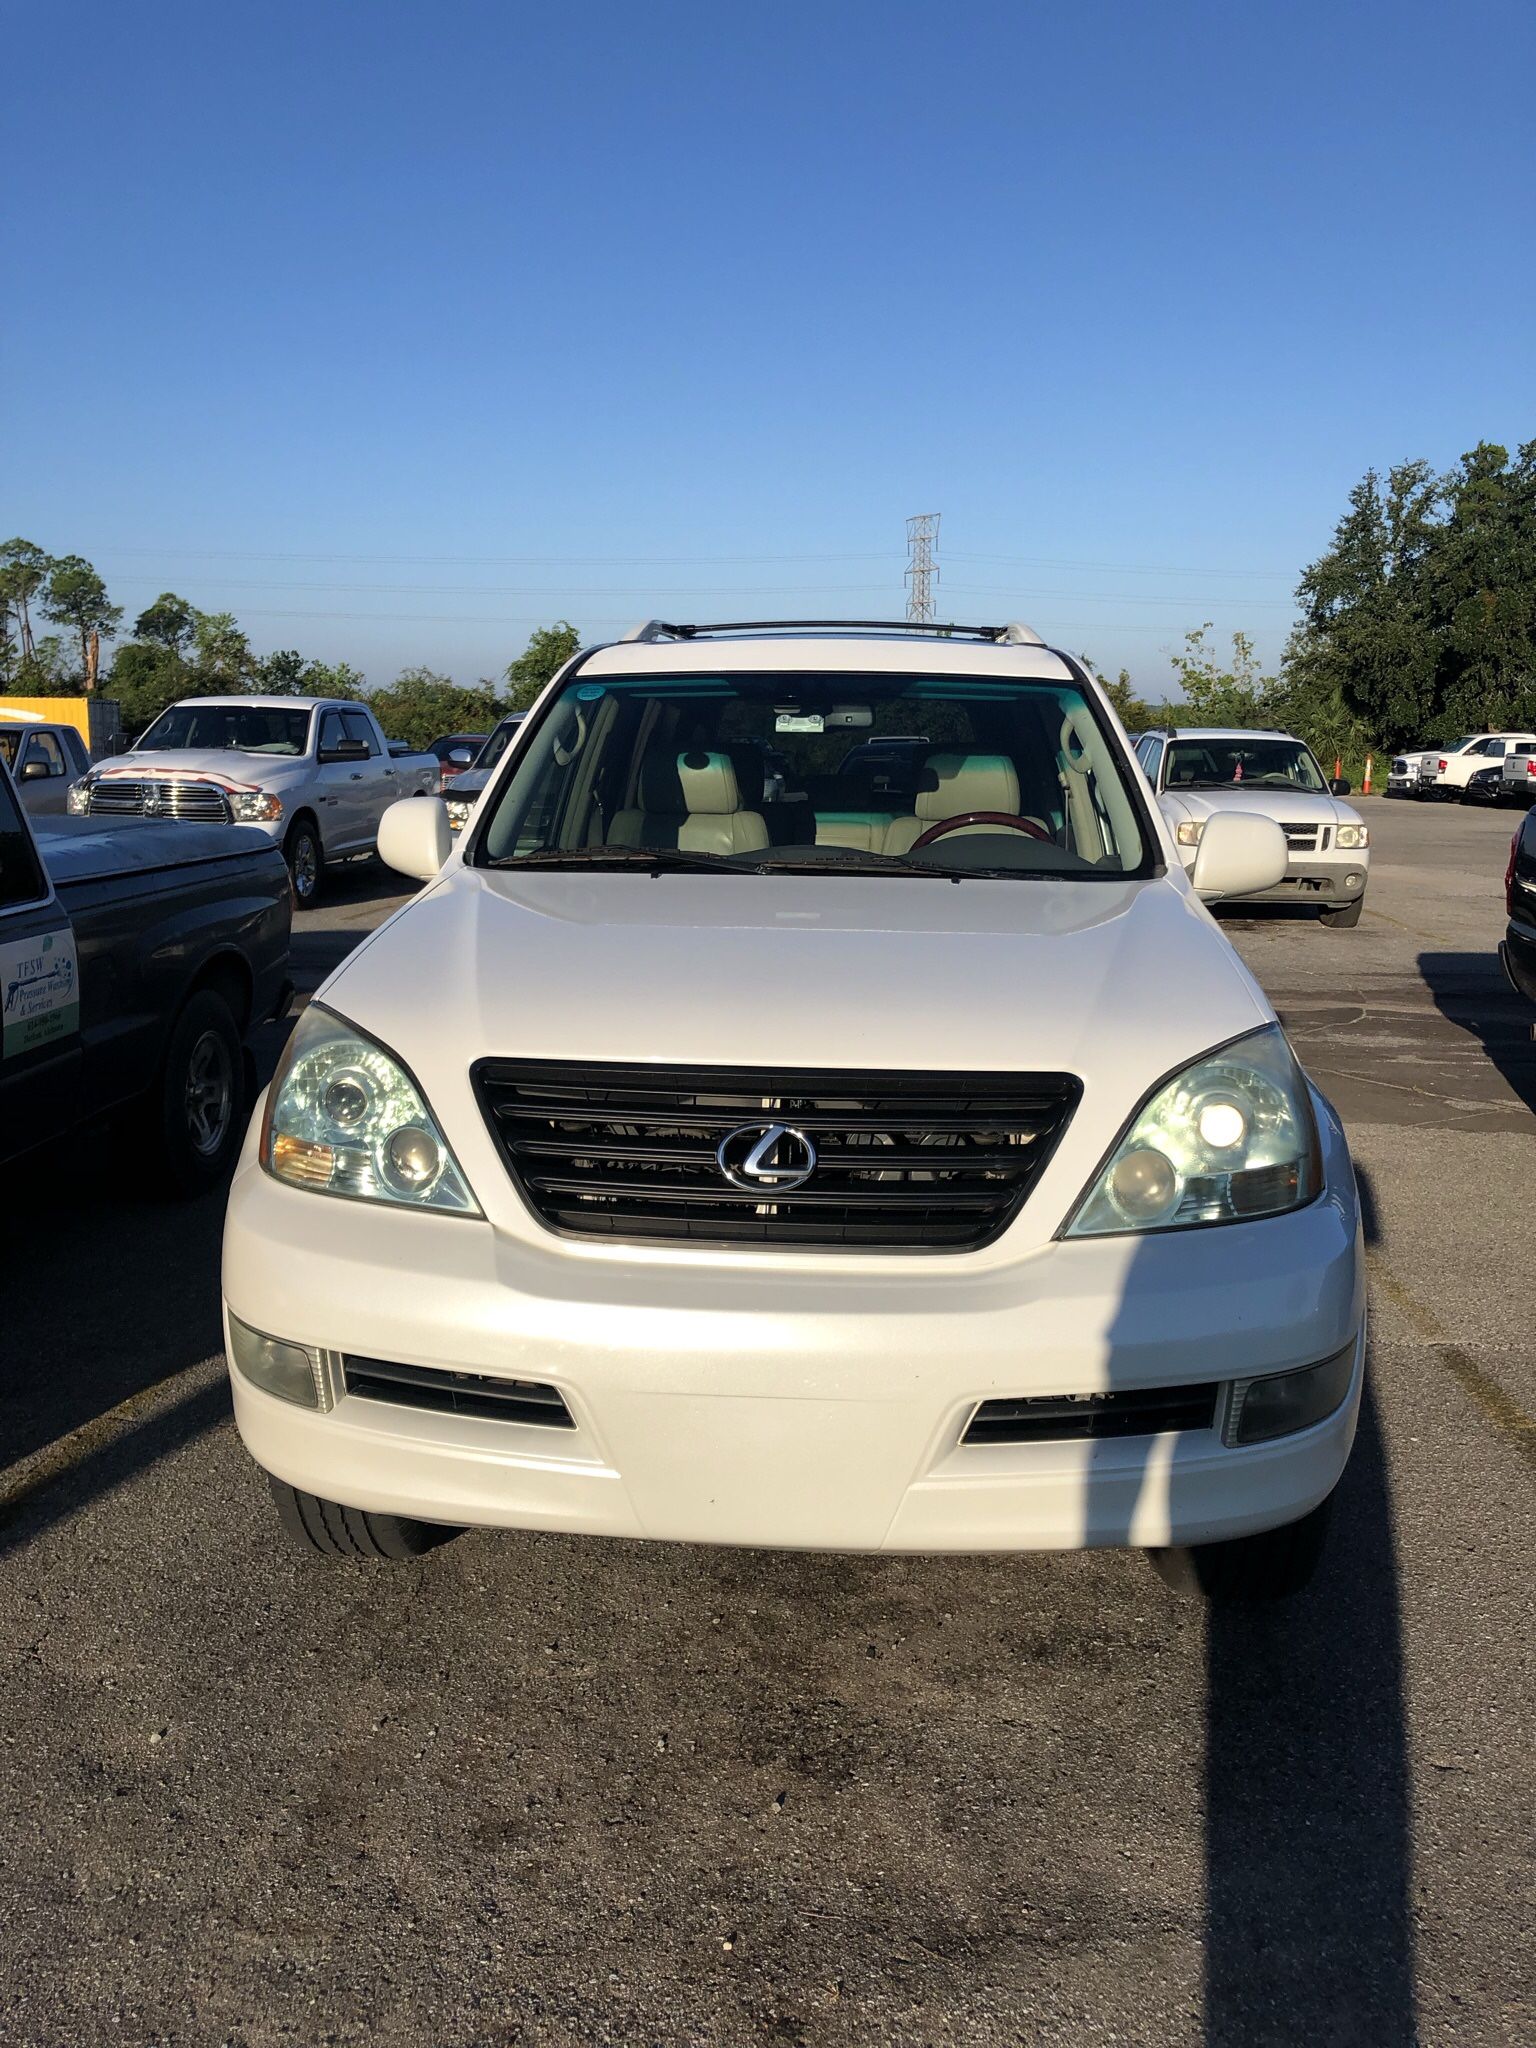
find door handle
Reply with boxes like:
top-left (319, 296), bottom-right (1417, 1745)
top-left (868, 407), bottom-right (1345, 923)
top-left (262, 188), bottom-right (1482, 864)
top-left (350, 771), bottom-right (363, 780)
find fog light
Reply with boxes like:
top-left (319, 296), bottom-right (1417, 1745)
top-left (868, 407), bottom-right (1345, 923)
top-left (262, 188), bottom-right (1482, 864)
top-left (227, 1313), bottom-right (330, 1410)
top-left (1224, 1341), bottom-right (1356, 1446)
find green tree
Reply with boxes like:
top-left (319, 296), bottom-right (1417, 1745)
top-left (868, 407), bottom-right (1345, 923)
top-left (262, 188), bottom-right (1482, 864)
top-left (1429, 441), bottom-right (1536, 733)
top-left (368, 666), bottom-right (503, 752)
top-left (0, 538), bottom-right (53, 659)
top-left (1077, 653), bottom-right (1162, 731)
top-left (1168, 624), bottom-right (1274, 727)
top-left (41, 555), bottom-right (123, 687)
top-left (257, 648), bottom-right (366, 697)
top-left (134, 591), bottom-right (197, 654)
top-left (189, 609), bottom-right (253, 686)
top-left (105, 642), bottom-right (193, 737)
top-left (504, 620), bottom-right (579, 711)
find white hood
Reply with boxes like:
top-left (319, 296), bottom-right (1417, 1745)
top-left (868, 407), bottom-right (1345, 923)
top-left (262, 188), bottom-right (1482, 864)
top-left (103, 749), bottom-right (304, 790)
top-left (1158, 784), bottom-right (1354, 830)
top-left (321, 867), bottom-right (1272, 1110)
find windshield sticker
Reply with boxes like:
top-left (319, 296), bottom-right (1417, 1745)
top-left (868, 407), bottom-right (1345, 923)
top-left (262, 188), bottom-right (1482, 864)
top-left (2, 927), bottom-right (79, 1060)
top-left (575, 683), bottom-right (605, 700)
top-left (775, 712), bottom-right (824, 733)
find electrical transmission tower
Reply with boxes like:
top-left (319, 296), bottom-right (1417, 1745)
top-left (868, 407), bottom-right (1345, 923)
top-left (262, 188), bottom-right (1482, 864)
top-left (905, 513), bottom-right (940, 622)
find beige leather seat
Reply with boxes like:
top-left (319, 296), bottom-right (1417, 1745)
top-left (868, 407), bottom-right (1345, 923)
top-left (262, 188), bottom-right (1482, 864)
top-left (882, 753), bottom-right (1034, 855)
top-left (610, 749), bottom-right (769, 856)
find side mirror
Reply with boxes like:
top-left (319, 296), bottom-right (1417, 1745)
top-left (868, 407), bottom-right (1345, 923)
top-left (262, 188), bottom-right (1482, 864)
top-left (318, 738), bottom-right (371, 765)
top-left (448, 746), bottom-right (475, 766)
top-left (1190, 812), bottom-right (1288, 901)
top-left (378, 796), bottom-right (452, 880)
top-left (21, 759), bottom-right (50, 781)
top-left (1329, 776), bottom-right (1352, 795)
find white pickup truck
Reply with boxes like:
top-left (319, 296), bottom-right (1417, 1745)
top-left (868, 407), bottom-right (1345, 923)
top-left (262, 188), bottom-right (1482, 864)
top-left (67, 696), bottom-right (437, 904)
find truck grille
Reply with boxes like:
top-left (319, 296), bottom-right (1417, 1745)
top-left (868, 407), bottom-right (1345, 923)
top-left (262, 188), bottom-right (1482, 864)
top-left (472, 1061), bottom-right (1080, 1253)
top-left (1281, 825), bottom-right (1328, 854)
top-left (85, 777), bottom-right (233, 822)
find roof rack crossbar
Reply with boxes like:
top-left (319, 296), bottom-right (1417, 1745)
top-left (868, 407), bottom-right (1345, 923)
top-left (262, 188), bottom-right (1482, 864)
top-left (620, 618), bottom-right (1043, 645)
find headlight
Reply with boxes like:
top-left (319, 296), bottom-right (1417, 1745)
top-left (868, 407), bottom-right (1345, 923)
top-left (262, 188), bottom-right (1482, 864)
top-left (1174, 819), bottom-right (1204, 847)
top-left (66, 778), bottom-right (92, 814)
top-left (445, 798), bottom-right (474, 831)
top-left (231, 789), bottom-right (284, 823)
top-left (1065, 1025), bottom-right (1321, 1236)
top-left (261, 1004), bottom-right (480, 1214)
top-left (1334, 823), bottom-right (1367, 849)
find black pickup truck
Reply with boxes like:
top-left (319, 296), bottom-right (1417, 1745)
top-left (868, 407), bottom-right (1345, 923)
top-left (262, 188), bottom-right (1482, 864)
top-left (1, 761), bottom-right (291, 1191)
top-left (1504, 806), bottom-right (1536, 1005)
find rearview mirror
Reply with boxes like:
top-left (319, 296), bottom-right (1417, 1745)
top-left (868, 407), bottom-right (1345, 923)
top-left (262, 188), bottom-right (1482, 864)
top-left (1329, 776), bottom-right (1352, 795)
top-left (1190, 812), bottom-right (1288, 902)
top-left (378, 796), bottom-right (452, 880)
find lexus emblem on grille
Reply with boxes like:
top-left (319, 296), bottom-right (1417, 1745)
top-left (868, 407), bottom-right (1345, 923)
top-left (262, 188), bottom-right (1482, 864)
top-left (716, 1122), bottom-right (818, 1193)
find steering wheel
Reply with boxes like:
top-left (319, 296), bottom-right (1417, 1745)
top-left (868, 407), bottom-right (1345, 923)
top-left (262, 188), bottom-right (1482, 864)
top-left (910, 810), bottom-right (1051, 849)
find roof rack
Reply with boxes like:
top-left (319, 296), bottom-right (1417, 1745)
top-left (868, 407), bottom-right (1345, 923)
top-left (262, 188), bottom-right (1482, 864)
top-left (619, 618), bottom-right (1045, 647)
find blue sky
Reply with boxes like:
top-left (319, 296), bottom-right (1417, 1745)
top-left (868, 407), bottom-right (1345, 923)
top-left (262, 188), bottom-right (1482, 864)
top-left (9, 0), bottom-right (1533, 691)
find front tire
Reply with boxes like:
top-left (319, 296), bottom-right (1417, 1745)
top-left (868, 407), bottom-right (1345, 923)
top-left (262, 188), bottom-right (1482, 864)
top-left (1149, 1493), bottom-right (1334, 1603)
top-left (154, 989), bottom-right (243, 1194)
top-left (267, 1476), bottom-right (462, 1560)
top-left (1321, 897), bottom-right (1364, 928)
top-left (285, 817), bottom-right (323, 908)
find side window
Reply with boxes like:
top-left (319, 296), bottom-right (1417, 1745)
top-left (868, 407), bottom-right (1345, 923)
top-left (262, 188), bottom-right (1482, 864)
top-left (1485, 739), bottom-right (1506, 758)
top-left (23, 732), bottom-right (66, 777)
top-left (319, 711), bottom-right (347, 756)
top-left (0, 770), bottom-right (46, 909)
top-left (341, 711), bottom-right (379, 756)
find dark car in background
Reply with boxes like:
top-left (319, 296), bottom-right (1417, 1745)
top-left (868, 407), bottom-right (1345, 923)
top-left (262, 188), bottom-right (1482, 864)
top-left (426, 733), bottom-right (492, 788)
top-left (442, 714), bottom-right (526, 831)
top-left (1502, 808), bottom-right (1536, 1005)
top-left (1, 766), bottom-right (291, 1191)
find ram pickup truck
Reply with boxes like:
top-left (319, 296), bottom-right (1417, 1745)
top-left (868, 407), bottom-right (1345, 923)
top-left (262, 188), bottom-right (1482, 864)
top-left (223, 617), bottom-right (1364, 1607)
top-left (1, 764), bottom-right (291, 1191)
top-left (1427, 732), bottom-right (1536, 799)
top-left (67, 696), bottom-right (437, 905)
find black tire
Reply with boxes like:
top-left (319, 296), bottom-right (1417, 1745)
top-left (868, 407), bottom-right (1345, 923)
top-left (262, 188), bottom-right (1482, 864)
top-left (267, 1475), bottom-right (461, 1560)
top-left (1148, 1493), bottom-right (1334, 1603)
top-left (284, 815), bottom-right (323, 908)
top-left (153, 988), bottom-right (244, 1195)
top-left (1321, 897), bottom-right (1364, 928)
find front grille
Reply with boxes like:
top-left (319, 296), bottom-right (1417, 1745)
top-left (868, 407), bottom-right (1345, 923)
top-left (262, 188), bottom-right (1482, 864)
top-left (86, 777), bottom-right (233, 822)
top-left (1281, 824), bottom-right (1326, 853)
top-left (964, 1383), bottom-right (1218, 1444)
top-left (342, 1354), bottom-right (574, 1427)
top-left (472, 1060), bottom-right (1081, 1253)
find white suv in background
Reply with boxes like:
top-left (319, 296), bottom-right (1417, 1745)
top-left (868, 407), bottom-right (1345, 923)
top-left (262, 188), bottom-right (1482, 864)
top-left (1136, 727), bottom-right (1371, 928)
top-left (222, 620), bottom-right (1364, 1604)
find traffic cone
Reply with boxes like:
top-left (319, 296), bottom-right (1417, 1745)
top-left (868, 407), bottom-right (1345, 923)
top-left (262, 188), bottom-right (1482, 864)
top-left (1363, 754), bottom-right (1373, 795)
top-left (1334, 754), bottom-right (1342, 780)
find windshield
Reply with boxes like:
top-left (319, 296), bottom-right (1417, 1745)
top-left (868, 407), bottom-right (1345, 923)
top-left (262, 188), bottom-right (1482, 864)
top-left (1163, 737), bottom-right (1327, 792)
top-left (476, 718), bottom-right (524, 771)
top-left (136, 705), bottom-right (311, 756)
top-left (473, 670), bottom-right (1150, 880)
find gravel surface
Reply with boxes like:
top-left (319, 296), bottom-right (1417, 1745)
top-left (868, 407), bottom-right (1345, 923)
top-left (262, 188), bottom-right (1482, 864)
top-left (3, 798), bottom-right (1532, 2047)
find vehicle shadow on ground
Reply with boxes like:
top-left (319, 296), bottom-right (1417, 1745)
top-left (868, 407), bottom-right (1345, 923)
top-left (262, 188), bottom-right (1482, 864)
top-left (1, 1147), bottom-right (233, 1503)
top-left (1418, 950), bottom-right (1536, 1116)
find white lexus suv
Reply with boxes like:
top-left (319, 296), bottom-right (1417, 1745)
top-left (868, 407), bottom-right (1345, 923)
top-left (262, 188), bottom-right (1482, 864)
top-left (222, 621), bottom-right (1365, 1602)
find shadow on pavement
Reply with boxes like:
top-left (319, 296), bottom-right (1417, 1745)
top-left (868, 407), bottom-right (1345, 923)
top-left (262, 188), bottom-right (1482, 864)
top-left (1418, 949), bottom-right (1536, 1115)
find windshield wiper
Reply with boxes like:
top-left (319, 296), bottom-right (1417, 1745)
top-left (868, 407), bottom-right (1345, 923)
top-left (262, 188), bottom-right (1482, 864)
top-left (743, 848), bottom-right (959, 880)
top-left (485, 846), bottom-right (747, 874)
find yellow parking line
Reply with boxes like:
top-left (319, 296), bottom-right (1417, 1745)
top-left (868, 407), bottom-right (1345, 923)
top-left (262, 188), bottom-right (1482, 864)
top-left (1367, 1253), bottom-right (1536, 1475)
top-left (0, 1363), bottom-right (218, 1517)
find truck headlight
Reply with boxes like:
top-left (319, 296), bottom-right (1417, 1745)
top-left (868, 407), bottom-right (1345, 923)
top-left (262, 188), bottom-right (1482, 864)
top-left (1064, 1025), bottom-right (1321, 1236)
top-left (231, 790), bottom-right (284, 823)
top-left (261, 1004), bottom-right (480, 1215)
top-left (66, 778), bottom-right (92, 814)
top-left (1334, 823), bottom-right (1368, 849)
top-left (445, 797), bottom-right (474, 831)
top-left (1174, 820), bottom-right (1204, 847)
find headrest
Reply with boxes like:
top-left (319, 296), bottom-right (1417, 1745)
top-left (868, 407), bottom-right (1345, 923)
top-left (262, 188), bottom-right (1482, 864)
top-left (916, 753), bottom-right (1021, 821)
top-left (637, 748), bottom-right (686, 812)
top-left (725, 744), bottom-right (765, 808)
top-left (677, 749), bottom-right (744, 816)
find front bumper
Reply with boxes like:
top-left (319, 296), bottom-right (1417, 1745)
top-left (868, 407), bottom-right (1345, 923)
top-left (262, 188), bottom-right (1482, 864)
top-left (223, 1089), bottom-right (1365, 1554)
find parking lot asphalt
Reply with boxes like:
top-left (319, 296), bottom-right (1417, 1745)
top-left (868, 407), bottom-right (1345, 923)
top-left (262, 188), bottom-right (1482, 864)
top-left (3, 800), bottom-right (1533, 2048)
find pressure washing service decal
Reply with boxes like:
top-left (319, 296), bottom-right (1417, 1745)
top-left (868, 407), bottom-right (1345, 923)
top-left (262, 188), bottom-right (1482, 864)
top-left (1, 929), bottom-right (79, 1059)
